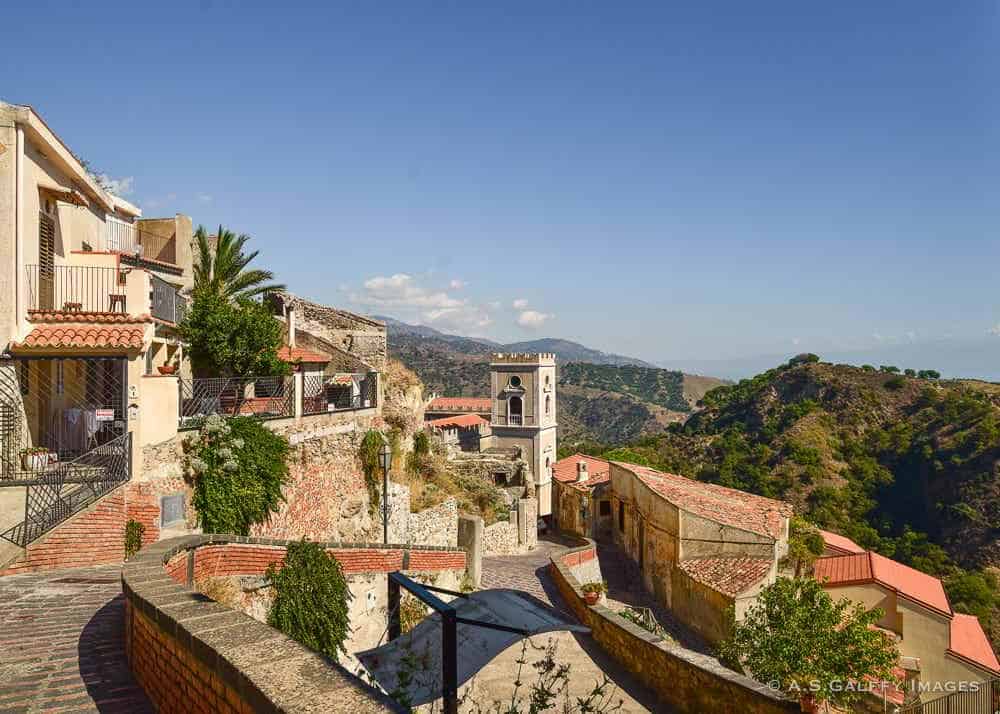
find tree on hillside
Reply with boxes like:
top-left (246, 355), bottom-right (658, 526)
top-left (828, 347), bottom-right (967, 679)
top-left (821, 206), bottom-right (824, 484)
top-left (917, 369), bottom-right (941, 380)
top-left (193, 225), bottom-right (285, 301)
top-left (721, 577), bottom-right (898, 710)
top-left (783, 516), bottom-right (825, 576)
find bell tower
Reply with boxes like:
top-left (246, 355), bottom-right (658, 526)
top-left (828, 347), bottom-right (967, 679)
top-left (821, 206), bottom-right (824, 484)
top-left (489, 353), bottom-right (557, 517)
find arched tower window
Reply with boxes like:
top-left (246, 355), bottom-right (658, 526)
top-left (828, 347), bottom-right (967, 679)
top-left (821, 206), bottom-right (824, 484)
top-left (545, 394), bottom-right (551, 415)
top-left (508, 396), bottom-right (523, 425)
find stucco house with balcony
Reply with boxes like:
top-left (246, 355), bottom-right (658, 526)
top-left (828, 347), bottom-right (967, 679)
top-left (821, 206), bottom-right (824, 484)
top-left (0, 102), bottom-right (192, 561)
top-left (815, 530), bottom-right (1000, 696)
top-left (609, 461), bottom-right (793, 646)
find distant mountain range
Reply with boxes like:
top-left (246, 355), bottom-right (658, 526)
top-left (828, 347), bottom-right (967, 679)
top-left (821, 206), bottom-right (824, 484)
top-left (376, 316), bottom-right (726, 445)
top-left (374, 316), bottom-right (657, 367)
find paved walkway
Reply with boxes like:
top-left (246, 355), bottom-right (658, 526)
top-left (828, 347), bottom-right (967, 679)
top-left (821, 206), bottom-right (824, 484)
top-left (479, 537), bottom-right (668, 713)
top-left (0, 565), bottom-right (152, 714)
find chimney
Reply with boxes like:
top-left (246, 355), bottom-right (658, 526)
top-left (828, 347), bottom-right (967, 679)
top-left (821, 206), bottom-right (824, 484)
top-left (576, 460), bottom-right (588, 483)
top-left (287, 304), bottom-right (296, 347)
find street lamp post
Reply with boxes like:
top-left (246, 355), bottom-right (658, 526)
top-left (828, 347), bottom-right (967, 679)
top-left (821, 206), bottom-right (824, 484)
top-left (379, 439), bottom-right (393, 544)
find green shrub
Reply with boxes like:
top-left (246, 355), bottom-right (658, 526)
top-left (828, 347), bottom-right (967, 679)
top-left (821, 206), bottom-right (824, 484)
top-left (124, 519), bottom-right (145, 560)
top-left (884, 376), bottom-right (906, 391)
top-left (184, 415), bottom-right (289, 534)
top-left (267, 540), bottom-right (351, 659)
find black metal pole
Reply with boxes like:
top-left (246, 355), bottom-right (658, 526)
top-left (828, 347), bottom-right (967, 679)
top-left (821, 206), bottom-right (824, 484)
top-left (441, 608), bottom-right (458, 714)
top-left (382, 465), bottom-right (389, 544)
top-left (387, 576), bottom-right (401, 641)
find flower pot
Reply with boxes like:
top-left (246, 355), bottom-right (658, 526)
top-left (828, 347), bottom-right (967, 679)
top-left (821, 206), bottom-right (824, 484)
top-left (158, 365), bottom-right (177, 375)
top-left (22, 453), bottom-right (49, 471)
top-left (584, 591), bottom-right (600, 606)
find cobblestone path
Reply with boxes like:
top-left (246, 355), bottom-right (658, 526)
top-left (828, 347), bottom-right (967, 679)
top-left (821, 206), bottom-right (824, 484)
top-left (0, 565), bottom-right (152, 714)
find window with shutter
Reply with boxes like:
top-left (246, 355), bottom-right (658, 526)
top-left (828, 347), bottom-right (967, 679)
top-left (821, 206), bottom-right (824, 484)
top-left (38, 212), bottom-right (55, 310)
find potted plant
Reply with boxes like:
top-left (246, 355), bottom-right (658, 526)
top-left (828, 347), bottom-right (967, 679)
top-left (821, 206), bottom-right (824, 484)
top-left (21, 446), bottom-right (52, 472)
top-left (582, 580), bottom-right (607, 606)
top-left (158, 363), bottom-right (177, 375)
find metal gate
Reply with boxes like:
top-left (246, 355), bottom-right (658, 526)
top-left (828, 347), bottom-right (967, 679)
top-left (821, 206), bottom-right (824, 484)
top-left (896, 679), bottom-right (1000, 714)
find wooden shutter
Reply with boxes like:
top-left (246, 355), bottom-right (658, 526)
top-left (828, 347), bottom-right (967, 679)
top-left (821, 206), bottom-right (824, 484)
top-left (38, 212), bottom-right (55, 310)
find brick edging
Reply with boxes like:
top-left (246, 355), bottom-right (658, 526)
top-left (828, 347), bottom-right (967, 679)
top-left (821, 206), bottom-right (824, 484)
top-left (546, 536), bottom-right (799, 714)
top-left (122, 535), bottom-right (466, 713)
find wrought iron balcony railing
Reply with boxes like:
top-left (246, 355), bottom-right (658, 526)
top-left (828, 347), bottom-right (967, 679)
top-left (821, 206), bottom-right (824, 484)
top-left (25, 264), bottom-right (128, 314)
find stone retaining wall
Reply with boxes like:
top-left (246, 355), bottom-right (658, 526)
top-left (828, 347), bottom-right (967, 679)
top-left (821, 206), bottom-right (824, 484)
top-left (483, 521), bottom-right (519, 555)
top-left (123, 535), bottom-right (468, 713)
top-left (549, 538), bottom-right (799, 714)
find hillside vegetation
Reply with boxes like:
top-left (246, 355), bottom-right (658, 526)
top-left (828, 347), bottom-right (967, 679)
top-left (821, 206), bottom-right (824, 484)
top-left (584, 356), bottom-right (1000, 646)
top-left (388, 328), bottom-right (725, 443)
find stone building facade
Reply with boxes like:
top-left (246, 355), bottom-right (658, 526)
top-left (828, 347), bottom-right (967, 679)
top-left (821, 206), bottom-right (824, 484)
top-left (609, 461), bottom-right (792, 647)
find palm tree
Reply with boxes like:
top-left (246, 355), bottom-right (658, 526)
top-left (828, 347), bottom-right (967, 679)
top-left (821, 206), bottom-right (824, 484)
top-left (192, 225), bottom-right (285, 301)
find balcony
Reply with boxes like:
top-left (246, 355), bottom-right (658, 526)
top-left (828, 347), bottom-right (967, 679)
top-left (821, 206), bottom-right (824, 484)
top-left (492, 414), bottom-right (536, 426)
top-left (26, 264), bottom-right (127, 314)
top-left (150, 274), bottom-right (187, 325)
top-left (106, 217), bottom-right (178, 267)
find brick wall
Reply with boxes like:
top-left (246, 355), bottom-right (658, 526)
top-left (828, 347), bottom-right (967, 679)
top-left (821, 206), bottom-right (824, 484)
top-left (0, 489), bottom-right (126, 575)
top-left (549, 540), bottom-right (799, 714)
top-left (123, 535), bottom-right (470, 713)
top-left (162, 542), bottom-right (467, 586)
top-left (126, 601), bottom-right (248, 714)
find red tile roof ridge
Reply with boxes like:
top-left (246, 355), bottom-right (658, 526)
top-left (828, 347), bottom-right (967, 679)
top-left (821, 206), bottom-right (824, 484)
top-left (815, 551), bottom-right (951, 617)
top-left (552, 454), bottom-right (610, 483)
top-left (678, 556), bottom-right (774, 597)
top-left (612, 461), bottom-right (792, 539)
top-left (427, 397), bottom-right (493, 412)
top-left (427, 413), bottom-right (488, 429)
top-left (819, 529), bottom-right (866, 555)
top-left (12, 324), bottom-right (146, 352)
top-left (948, 613), bottom-right (1000, 674)
top-left (27, 310), bottom-right (152, 324)
top-left (276, 345), bottom-right (331, 364)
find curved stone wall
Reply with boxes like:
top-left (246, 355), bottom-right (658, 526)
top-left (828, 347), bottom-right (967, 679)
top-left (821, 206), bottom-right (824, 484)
top-left (122, 535), bottom-right (466, 713)
top-left (549, 537), bottom-right (798, 714)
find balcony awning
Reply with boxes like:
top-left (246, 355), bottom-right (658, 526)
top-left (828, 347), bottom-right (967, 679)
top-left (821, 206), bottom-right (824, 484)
top-left (39, 182), bottom-right (88, 207)
top-left (356, 589), bottom-right (588, 707)
top-left (10, 324), bottom-right (146, 354)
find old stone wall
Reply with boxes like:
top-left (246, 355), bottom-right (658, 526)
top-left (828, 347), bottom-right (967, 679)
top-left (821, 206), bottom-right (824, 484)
top-left (450, 450), bottom-right (530, 489)
top-left (549, 540), bottom-right (798, 714)
top-left (406, 497), bottom-right (458, 547)
top-left (483, 520), bottom-right (519, 555)
top-left (670, 567), bottom-right (737, 647)
top-left (267, 291), bottom-right (387, 370)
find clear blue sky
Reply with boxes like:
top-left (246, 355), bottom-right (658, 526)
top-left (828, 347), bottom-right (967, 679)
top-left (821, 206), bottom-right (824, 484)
top-left (3, 2), bottom-right (997, 373)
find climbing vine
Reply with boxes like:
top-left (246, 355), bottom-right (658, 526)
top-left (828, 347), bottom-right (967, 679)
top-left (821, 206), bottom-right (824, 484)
top-left (359, 429), bottom-right (384, 517)
top-left (267, 539), bottom-right (352, 660)
top-left (183, 415), bottom-right (289, 535)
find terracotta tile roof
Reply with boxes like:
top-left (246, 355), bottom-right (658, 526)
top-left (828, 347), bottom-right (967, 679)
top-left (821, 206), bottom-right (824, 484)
top-left (552, 454), bottom-right (611, 491)
top-left (614, 462), bottom-right (792, 540)
top-left (678, 557), bottom-right (773, 597)
top-left (814, 551), bottom-right (951, 616)
top-left (276, 345), bottom-right (330, 364)
top-left (427, 414), bottom-right (488, 430)
top-left (819, 529), bottom-right (866, 555)
top-left (427, 397), bottom-right (493, 413)
top-left (12, 324), bottom-right (146, 352)
top-left (948, 613), bottom-right (1000, 674)
top-left (27, 310), bottom-right (152, 324)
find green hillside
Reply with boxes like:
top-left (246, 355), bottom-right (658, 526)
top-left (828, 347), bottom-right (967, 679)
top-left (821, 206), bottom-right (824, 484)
top-left (583, 356), bottom-right (1000, 647)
